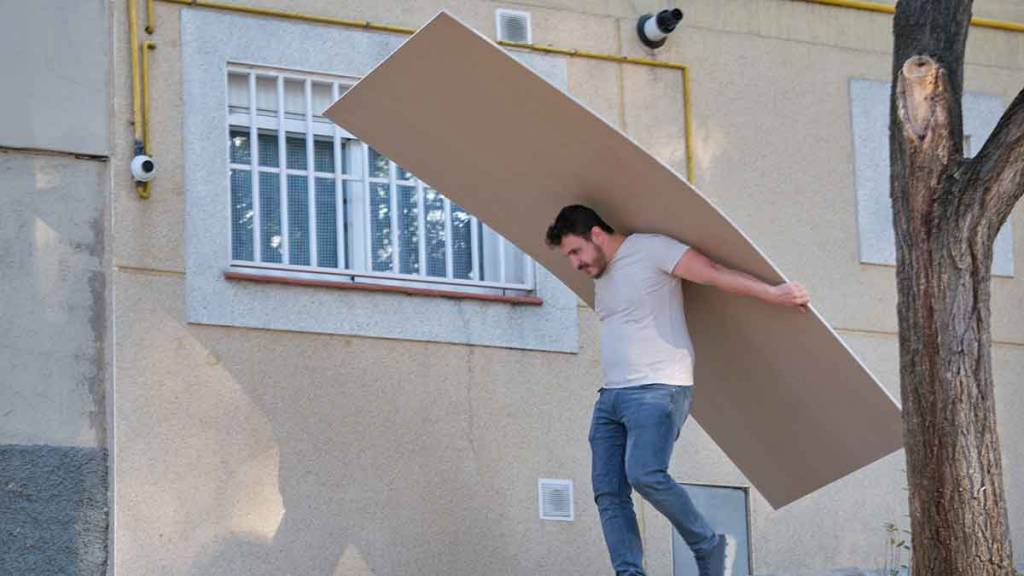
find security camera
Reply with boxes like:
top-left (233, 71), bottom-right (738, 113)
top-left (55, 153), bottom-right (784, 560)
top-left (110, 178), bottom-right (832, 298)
top-left (637, 8), bottom-right (683, 49)
top-left (131, 154), bottom-right (156, 182)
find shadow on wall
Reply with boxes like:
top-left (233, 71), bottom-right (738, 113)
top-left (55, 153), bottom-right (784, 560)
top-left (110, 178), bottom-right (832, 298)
top-left (180, 324), bottom-right (539, 576)
top-left (115, 270), bottom-right (599, 574)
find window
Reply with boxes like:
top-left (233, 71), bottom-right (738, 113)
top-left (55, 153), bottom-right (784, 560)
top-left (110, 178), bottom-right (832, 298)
top-left (182, 9), bottom-right (578, 352)
top-left (226, 65), bottom-right (534, 295)
top-left (850, 78), bottom-right (1014, 277)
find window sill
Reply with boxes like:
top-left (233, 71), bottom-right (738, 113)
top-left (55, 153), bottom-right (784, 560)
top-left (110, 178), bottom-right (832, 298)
top-left (224, 270), bottom-right (545, 306)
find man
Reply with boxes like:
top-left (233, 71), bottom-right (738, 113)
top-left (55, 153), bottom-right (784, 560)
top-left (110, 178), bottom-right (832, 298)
top-left (545, 205), bottom-right (810, 576)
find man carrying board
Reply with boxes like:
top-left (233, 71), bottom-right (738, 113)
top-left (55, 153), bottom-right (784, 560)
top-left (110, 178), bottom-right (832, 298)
top-left (545, 205), bottom-right (810, 576)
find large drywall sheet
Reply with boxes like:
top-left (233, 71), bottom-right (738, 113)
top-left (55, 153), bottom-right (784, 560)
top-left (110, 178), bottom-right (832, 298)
top-left (325, 11), bottom-right (903, 509)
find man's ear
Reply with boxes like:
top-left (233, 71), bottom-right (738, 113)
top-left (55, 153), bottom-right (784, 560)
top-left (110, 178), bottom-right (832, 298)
top-left (590, 226), bottom-right (606, 244)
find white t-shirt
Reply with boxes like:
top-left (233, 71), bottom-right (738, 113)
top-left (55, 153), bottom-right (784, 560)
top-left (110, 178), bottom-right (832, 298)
top-left (594, 233), bottom-right (695, 388)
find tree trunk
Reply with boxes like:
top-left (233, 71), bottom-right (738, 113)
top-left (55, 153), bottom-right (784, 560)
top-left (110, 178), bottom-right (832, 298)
top-left (890, 1), bottom-right (1022, 574)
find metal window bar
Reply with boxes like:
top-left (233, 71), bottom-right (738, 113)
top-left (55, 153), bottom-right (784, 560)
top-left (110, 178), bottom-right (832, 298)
top-left (470, 215), bottom-right (480, 281)
top-left (332, 81), bottom-right (346, 269)
top-left (304, 78), bottom-right (318, 267)
top-left (388, 160), bottom-right (400, 272)
top-left (361, 142), bottom-right (372, 272)
top-left (276, 75), bottom-right (290, 264)
top-left (525, 251), bottom-right (535, 288)
top-left (443, 197), bottom-right (454, 279)
top-left (498, 235), bottom-right (507, 284)
top-left (416, 179), bottom-right (426, 275)
top-left (248, 72), bottom-right (263, 262)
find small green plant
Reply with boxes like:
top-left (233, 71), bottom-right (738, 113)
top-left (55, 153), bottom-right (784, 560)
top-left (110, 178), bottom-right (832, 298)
top-left (877, 467), bottom-right (912, 576)
top-left (881, 521), bottom-right (911, 576)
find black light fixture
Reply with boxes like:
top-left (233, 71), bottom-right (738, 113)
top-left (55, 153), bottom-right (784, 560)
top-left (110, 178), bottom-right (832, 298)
top-left (637, 8), bottom-right (684, 49)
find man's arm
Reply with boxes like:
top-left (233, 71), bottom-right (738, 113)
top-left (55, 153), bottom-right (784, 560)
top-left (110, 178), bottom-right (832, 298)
top-left (671, 248), bottom-right (810, 311)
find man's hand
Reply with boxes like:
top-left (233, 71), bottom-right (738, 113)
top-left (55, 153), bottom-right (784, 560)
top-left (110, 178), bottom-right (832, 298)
top-left (770, 281), bottom-right (810, 313)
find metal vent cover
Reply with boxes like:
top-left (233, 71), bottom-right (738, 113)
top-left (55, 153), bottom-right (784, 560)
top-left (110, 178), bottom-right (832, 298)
top-left (538, 478), bottom-right (573, 521)
top-left (496, 9), bottom-right (532, 44)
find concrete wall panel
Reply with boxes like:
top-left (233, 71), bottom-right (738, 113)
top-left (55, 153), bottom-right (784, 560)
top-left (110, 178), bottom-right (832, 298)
top-left (0, 0), bottom-right (110, 155)
top-left (0, 152), bottom-right (107, 447)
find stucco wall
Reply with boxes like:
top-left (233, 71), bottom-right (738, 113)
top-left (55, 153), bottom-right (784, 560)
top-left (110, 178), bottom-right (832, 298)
top-left (110, 1), bottom-right (1024, 574)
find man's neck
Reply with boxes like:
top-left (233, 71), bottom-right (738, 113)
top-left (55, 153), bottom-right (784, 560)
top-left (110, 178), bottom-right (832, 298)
top-left (602, 233), bottom-right (628, 262)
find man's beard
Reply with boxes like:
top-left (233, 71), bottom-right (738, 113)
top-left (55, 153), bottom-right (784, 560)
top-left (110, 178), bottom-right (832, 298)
top-left (588, 245), bottom-right (609, 278)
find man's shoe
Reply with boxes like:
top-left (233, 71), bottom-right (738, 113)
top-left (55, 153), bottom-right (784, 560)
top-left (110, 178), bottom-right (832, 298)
top-left (694, 533), bottom-right (736, 576)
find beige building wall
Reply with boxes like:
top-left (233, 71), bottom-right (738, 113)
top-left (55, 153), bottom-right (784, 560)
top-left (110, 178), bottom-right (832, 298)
top-left (111, 0), bottom-right (1024, 574)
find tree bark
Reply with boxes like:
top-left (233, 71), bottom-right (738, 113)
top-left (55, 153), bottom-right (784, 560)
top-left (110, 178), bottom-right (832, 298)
top-left (890, 1), bottom-right (1021, 574)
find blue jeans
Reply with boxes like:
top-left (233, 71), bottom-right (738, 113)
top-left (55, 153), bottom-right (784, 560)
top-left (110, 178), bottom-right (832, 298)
top-left (589, 383), bottom-right (718, 575)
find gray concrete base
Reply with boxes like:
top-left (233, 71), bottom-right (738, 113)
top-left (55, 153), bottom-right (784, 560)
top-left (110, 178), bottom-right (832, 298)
top-left (0, 444), bottom-right (108, 575)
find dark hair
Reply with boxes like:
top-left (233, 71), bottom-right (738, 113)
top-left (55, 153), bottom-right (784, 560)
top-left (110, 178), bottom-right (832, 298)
top-left (545, 204), bottom-right (615, 247)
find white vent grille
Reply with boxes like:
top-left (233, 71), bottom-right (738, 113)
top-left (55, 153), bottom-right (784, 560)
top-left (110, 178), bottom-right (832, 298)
top-left (496, 9), bottom-right (532, 44)
top-left (538, 478), bottom-right (574, 521)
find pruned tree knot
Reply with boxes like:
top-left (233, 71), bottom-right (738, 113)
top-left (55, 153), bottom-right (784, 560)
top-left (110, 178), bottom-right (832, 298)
top-left (897, 55), bottom-right (945, 142)
top-left (903, 55), bottom-right (936, 80)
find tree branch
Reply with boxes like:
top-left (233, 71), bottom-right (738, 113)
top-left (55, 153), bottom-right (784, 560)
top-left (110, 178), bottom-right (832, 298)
top-left (962, 85), bottom-right (1024, 236)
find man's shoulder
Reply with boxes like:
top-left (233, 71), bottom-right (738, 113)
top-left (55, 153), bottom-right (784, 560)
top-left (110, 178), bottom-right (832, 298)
top-left (628, 232), bottom-right (682, 245)
top-left (627, 232), bottom-right (658, 242)
top-left (626, 232), bottom-right (690, 274)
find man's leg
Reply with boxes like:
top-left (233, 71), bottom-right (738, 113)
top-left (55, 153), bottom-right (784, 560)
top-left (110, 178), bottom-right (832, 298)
top-left (619, 385), bottom-right (719, 560)
top-left (589, 388), bottom-right (645, 576)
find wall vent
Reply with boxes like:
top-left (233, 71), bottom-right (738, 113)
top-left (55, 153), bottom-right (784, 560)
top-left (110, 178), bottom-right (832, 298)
top-left (538, 478), bottom-right (574, 521)
top-left (496, 9), bottom-right (532, 44)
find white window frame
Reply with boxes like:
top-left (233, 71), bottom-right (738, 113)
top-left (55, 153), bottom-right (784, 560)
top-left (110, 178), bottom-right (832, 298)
top-left (225, 63), bottom-right (537, 297)
top-left (182, 8), bottom-right (578, 353)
